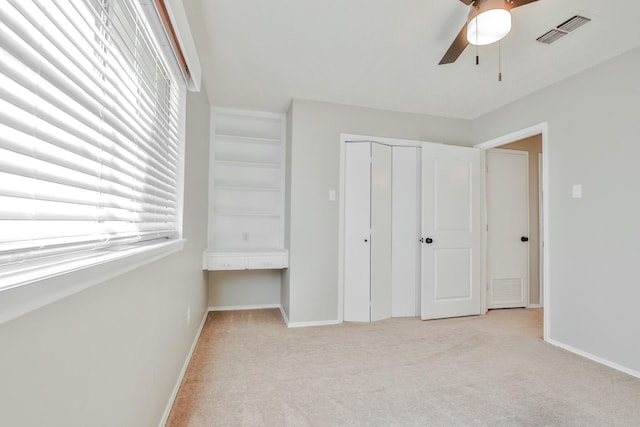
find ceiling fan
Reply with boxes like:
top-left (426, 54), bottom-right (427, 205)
top-left (439, 0), bottom-right (539, 65)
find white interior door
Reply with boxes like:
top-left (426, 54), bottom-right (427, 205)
top-left (421, 144), bottom-right (481, 320)
top-left (486, 149), bottom-right (529, 309)
top-left (370, 143), bottom-right (392, 321)
top-left (391, 146), bottom-right (420, 317)
top-left (344, 142), bottom-right (371, 322)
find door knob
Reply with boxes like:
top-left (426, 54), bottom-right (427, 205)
top-left (521, 236), bottom-right (529, 242)
top-left (425, 237), bottom-right (433, 244)
top-left (364, 239), bottom-right (368, 242)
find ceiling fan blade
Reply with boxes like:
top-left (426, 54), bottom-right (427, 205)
top-left (439, 23), bottom-right (469, 65)
top-left (458, 0), bottom-right (473, 5)
top-left (507, 0), bottom-right (538, 9)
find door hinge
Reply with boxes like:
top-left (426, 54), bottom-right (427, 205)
top-left (486, 224), bottom-right (489, 232)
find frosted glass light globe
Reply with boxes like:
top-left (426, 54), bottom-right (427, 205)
top-left (467, 8), bottom-right (512, 46)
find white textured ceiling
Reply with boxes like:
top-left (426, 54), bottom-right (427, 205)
top-left (195, 0), bottom-right (640, 119)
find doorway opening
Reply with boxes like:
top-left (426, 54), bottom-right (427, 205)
top-left (475, 123), bottom-right (549, 341)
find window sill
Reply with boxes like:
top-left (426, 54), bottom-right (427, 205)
top-left (0, 239), bottom-right (185, 325)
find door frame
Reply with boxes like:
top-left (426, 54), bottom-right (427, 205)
top-left (474, 122), bottom-right (550, 341)
top-left (338, 134), bottom-right (427, 323)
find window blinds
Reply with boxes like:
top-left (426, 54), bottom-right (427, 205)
top-left (0, 0), bottom-right (185, 285)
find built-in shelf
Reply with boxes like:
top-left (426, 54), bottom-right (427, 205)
top-left (216, 185), bottom-right (280, 193)
top-left (215, 134), bottom-right (281, 145)
top-left (204, 107), bottom-right (288, 271)
top-left (214, 210), bottom-right (280, 218)
top-left (215, 159), bottom-right (280, 168)
top-left (202, 249), bottom-right (289, 271)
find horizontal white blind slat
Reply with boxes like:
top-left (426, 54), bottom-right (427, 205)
top-left (0, 18), bottom-right (179, 184)
top-left (0, 124), bottom-right (176, 203)
top-left (28, 0), bottom-right (173, 133)
top-left (0, 171), bottom-right (176, 213)
top-left (0, 222), bottom-right (175, 247)
top-left (2, 3), bottom-right (181, 176)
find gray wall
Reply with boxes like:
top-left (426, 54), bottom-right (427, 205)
top-left (281, 105), bottom-right (294, 319)
top-left (472, 47), bottom-right (640, 373)
top-left (286, 99), bottom-right (472, 324)
top-left (0, 88), bottom-right (211, 427)
top-left (209, 270), bottom-right (281, 309)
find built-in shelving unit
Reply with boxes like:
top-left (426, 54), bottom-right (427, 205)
top-left (203, 108), bottom-right (288, 270)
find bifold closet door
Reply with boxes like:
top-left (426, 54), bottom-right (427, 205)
top-left (344, 142), bottom-right (371, 322)
top-left (391, 146), bottom-right (420, 317)
top-left (344, 142), bottom-right (392, 322)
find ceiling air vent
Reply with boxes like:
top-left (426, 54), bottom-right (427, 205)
top-left (537, 29), bottom-right (567, 44)
top-left (537, 15), bottom-right (591, 44)
top-left (557, 15), bottom-right (591, 32)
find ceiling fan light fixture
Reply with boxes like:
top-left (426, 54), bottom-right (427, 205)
top-left (466, 1), bottom-right (512, 46)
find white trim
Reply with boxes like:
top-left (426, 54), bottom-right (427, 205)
top-left (527, 304), bottom-right (543, 308)
top-left (213, 106), bottom-right (285, 121)
top-left (163, 0), bottom-right (202, 91)
top-left (208, 304), bottom-right (281, 312)
top-left (474, 122), bottom-right (550, 341)
top-left (287, 319), bottom-right (341, 328)
top-left (0, 239), bottom-right (185, 325)
top-left (341, 133), bottom-right (432, 148)
top-left (538, 152), bottom-right (544, 308)
top-left (546, 338), bottom-right (640, 380)
top-left (479, 150), bottom-right (488, 314)
top-left (279, 305), bottom-right (290, 326)
top-left (338, 136), bottom-right (346, 323)
top-left (159, 309), bottom-right (208, 427)
top-left (474, 123), bottom-right (547, 150)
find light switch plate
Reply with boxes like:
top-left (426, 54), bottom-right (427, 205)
top-left (572, 184), bottom-right (582, 199)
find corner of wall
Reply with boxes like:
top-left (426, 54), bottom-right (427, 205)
top-left (281, 103), bottom-right (294, 320)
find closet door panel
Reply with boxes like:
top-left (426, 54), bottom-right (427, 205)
top-left (391, 146), bottom-right (420, 317)
top-left (344, 142), bottom-right (372, 322)
top-left (370, 143), bottom-right (392, 322)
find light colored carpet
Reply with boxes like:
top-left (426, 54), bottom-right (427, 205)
top-left (167, 309), bottom-right (640, 426)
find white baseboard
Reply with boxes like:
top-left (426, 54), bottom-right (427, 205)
top-left (208, 303), bottom-right (280, 311)
top-left (279, 305), bottom-right (290, 326)
top-left (528, 304), bottom-right (543, 308)
top-left (159, 309), bottom-right (208, 427)
top-left (546, 337), bottom-right (640, 380)
top-left (287, 319), bottom-right (341, 328)
top-left (209, 304), bottom-right (338, 328)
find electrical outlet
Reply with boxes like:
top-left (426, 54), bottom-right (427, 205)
top-left (187, 306), bottom-right (191, 324)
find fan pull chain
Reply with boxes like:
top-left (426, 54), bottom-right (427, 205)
top-left (498, 40), bottom-right (503, 81)
top-left (475, 20), bottom-right (479, 65)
